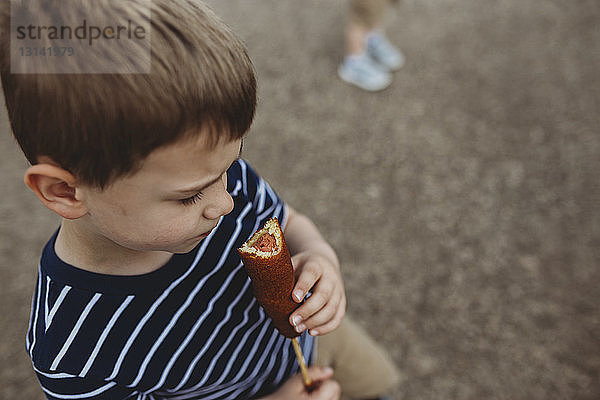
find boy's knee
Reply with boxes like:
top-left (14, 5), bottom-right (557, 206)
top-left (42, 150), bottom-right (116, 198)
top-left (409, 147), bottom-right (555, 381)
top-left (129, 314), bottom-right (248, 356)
top-left (315, 316), bottom-right (401, 398)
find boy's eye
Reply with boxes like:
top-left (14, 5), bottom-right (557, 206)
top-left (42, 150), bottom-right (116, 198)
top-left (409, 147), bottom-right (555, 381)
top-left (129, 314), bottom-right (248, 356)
top-left (180, 192), bottom-right (203, 206)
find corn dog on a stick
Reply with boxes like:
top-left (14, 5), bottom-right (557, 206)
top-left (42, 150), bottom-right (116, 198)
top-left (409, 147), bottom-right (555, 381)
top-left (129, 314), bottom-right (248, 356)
top-left (238, 218), bottom-right (312, 388)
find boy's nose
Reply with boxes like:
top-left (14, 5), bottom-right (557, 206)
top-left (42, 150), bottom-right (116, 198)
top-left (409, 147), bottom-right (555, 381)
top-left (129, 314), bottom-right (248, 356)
top-left (203, 190), bottom-right (234, 220)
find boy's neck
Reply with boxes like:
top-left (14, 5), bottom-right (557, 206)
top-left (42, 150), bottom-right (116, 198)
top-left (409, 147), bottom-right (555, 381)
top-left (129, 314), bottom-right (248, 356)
top-left (55, 219), bottom-right (174, 276)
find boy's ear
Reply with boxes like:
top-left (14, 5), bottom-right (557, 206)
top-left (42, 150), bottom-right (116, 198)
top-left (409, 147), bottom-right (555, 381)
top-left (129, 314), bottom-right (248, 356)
top-left (24, 163), bottom-right (88, 219)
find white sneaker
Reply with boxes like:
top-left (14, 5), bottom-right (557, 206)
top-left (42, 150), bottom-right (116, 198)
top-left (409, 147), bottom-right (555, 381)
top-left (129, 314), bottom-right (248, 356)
top-left (338, 54), bottom-right (392, 92)
top-left (366, 31), bottom-right (405, 71)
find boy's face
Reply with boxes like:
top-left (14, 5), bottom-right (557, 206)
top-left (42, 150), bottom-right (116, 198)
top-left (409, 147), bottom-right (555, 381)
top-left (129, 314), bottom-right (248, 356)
top-left (77, 134), bottom-right (242, 254)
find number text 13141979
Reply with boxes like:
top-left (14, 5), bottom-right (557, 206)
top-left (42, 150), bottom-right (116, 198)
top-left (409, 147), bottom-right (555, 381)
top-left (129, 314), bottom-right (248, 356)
top-left (18, 47), bottom-right (74, 57)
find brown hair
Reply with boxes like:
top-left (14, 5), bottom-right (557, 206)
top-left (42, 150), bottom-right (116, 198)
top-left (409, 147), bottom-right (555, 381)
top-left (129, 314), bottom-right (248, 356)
top-left (1, 0), bottom-right (256, 188)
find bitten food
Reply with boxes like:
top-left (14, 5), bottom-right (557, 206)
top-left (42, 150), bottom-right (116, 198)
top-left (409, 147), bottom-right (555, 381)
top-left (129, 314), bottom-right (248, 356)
top-left (237, 218), bottom-right (299, 338)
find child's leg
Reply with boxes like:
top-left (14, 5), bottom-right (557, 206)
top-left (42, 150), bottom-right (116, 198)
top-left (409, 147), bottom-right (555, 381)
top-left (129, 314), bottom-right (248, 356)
top-left (314, 316), bottom-right (400, 399)
top-left (346, 0), bottom-right (388, 54)
top-left (348, 0), bottom-right (389, 33)
top-left (340, 0), bottom-right (402, 91)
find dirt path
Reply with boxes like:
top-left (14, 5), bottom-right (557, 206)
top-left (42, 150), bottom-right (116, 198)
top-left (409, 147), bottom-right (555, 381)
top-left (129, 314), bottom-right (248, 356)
top-left (1, 1), bottom-right (598, 398)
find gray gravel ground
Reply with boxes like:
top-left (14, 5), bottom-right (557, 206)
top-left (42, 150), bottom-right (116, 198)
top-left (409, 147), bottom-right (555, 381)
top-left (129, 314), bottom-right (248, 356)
top-left (1, 0), bottom-right (599, 399)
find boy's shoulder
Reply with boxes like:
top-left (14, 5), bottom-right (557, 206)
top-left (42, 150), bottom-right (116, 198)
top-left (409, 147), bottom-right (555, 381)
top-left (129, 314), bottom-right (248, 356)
top-left (228, 158), bottom-right (271, 206)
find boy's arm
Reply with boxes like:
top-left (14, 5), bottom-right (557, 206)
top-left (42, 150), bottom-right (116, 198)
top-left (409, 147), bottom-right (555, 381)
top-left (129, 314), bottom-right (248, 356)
top-left (284, 206), bottom-right (346, 336)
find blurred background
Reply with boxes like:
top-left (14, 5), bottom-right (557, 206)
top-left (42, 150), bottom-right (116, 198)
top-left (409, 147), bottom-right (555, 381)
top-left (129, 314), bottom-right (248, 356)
top-left (1, 0), bottom-right (599, 398)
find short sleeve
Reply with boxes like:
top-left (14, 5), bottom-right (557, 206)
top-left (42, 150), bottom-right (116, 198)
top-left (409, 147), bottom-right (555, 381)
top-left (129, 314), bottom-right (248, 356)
top-left (227, 159), bottom-right (288, 228)
top-left (35, 368), bottom-right (137, 399)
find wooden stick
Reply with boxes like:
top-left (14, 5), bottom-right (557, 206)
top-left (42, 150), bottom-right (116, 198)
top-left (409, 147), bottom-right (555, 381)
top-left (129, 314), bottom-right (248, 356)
top-left (291, 337), bottom-right (312, 389)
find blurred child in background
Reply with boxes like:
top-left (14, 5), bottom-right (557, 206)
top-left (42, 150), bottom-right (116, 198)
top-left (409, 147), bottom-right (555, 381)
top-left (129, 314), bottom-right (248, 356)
top-left (338, 0), bottom-right (405, 91)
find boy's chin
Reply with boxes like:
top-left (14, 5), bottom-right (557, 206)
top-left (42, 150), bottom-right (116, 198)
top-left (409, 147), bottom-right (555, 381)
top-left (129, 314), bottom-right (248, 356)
top-left (170, 237), bottom-right (206, 254)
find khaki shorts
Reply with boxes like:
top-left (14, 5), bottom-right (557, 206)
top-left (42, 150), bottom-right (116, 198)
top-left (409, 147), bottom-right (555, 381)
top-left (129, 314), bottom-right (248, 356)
top-left (315, 316), bottom-right (400, 399)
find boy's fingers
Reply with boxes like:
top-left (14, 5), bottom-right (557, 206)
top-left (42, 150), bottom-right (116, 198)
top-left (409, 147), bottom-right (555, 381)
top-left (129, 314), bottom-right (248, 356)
top-left (301, 293), bottom-right (341, 331)
top-left (308, 301), bottom-right (346, 336)
top-left (290, 290), bottom-right (330, 331)
top-left (307, 366), bottom-right (335, 381)
top-left (291, 261), bottom-right (322, 303)
top-left (313, 380), bottom-right (341, 400)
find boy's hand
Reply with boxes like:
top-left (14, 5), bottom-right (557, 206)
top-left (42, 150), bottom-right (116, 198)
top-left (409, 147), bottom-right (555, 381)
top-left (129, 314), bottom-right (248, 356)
top-left (260, 366), bottom-right (340, 400)
top-left (289, 248), bottom-right (346, 336)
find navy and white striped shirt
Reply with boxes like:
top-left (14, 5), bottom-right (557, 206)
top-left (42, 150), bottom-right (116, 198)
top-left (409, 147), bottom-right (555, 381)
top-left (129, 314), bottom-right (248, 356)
top-left (26, 160), bottom-right (314, 400)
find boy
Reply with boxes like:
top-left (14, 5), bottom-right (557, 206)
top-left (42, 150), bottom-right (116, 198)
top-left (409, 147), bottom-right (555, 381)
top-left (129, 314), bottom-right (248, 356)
top-left (1, 0), bottom-right (399, 399)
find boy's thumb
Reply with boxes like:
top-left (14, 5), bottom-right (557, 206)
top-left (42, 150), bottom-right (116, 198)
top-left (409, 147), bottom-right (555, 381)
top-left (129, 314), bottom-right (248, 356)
top-left (307, 366), bottom-right (334, 381)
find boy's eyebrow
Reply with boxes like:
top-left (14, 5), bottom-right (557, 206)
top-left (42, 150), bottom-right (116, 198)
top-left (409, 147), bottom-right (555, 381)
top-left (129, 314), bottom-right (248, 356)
top-left (175, 140), bottom-right (243, 195)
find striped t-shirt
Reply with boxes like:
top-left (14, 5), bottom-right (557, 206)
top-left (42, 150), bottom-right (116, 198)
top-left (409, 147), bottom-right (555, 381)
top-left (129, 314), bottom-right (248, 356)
top-left (26, 159), bottom-right (314, 400)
